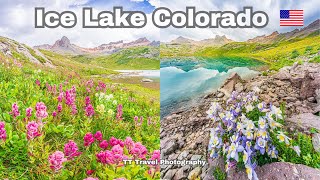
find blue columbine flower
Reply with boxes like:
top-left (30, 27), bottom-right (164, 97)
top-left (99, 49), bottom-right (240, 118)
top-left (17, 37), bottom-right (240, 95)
top-left (254, 138), bottom-right (266, 155)
top-left (267, 145), bottom-right (278, 158)
top-left (227, 141), bottom-right (244, 162)
top-left (245, 159), bottom-right (258, 180)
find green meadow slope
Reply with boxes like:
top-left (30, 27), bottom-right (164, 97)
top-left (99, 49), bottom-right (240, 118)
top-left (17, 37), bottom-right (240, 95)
top-left (69, 46), bottom-right (160, 70)
top-left (161, 31), bottom-right (320, 70)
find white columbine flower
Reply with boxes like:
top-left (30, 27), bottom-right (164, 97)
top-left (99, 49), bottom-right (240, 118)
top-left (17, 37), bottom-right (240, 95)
top-left (271, 105), bottom-right (282, 119)
top-left (246, 104), bottom-right (254, 112)
top-left (246, 120), bottom-right (255, 130)
top-left (277, 131), bottom-right (291, 145)
top-left (258, 117), bottom-right (267, 129)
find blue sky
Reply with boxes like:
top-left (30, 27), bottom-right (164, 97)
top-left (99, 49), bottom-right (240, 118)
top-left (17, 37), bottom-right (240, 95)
top-left (0, 0), bottom-right (318, 46)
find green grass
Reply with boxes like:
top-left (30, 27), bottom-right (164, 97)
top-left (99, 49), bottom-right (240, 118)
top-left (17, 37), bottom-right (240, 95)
top-left (71, 46), bottom-right (160, 70)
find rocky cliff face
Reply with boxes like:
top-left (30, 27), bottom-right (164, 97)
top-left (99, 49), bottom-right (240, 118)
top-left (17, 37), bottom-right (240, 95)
top-left (161, 62), bottom-right (320, 179)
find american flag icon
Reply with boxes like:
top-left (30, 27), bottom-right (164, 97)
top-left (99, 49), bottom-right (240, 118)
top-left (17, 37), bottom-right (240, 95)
top-left (280, 10), bottom-right (304, 26)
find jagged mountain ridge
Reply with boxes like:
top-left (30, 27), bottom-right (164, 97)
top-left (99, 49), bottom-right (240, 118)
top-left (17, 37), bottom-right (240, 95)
top-left (34, 37), bottom-right (160, 55)
top-left (247, 19), bottom-right (320, 43)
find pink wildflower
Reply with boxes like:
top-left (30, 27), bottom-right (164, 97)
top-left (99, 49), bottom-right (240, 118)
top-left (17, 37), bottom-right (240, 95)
top-left (94, 131), bottom-right (103, 141)
top-left (26, 107), bottom-right (32, 118)
top-left (71, 104), bottom-right (78, 115)
top-left (99, 140), bottom-right (108, 149)
top-left (10, 103), bottom-right (20, 119)
top-left (130, 142), bottom-right (148, 159)
top-left (124, 137), bottom-right (135, 150)
top-left (57, 103), bottom-right (62, 113)
top-left (85, 96), bottom-right (91, 106)
top-left (116, 104), bottom-right (123, 120)
top-left (64, 140), bottom-right (82, 160)
top-left (52, 111), bottom-right (57, 117)
top-left (85, 104), bottom-right (95, 117)
top-left (86, 170), bottom-right (95, 175)
top-left (57, 92), bottom-right (63, 102)
top-left (111, 145), bottom-right (124, 164)
top-left (26, 121), bottom-right (41, 140)
top-left (35, 102), bottom-right (48, 120)
top-left (149, 150), bottom-right (161, 172)
top-left (0, 121), bottom-right (6, 141)
top-left (35, 79), bottom-right (41, 86)
top-left (109, 137), bottom-right (124, 147)
top-left (114, 178), bottom-right (127, 180)
top-left (84, 132), bottom-right (94, 147)
top-left (48, 151), bottom-right (67, 171)
top-left (96, 150), bottom-right (114, 164)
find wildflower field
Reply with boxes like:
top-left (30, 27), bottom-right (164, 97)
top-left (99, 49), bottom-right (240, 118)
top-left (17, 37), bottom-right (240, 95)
top-left (0, 54), bottom-right (160, 179)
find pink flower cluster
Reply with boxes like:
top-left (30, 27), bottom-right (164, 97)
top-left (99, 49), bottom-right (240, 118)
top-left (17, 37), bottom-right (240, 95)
top-left (109, 137), bottom-right (124, 147)
top-left (64, 140), bottom-right (82, 160)
top-left (94, 131), bottom-right (103, 141)
top-left (35, 102), bottom-right (48, 120)
top-left (0, 121), bottom-right (6, 141)
top-left (84, 131), bottom-right (104, 147)
top-left (116, 104), bottom-right (123, 120)
top-left (130, 142), bottom-right (148, 159)
top-left (149, 150), bottom-right (161, 171)
top-left (94, 135), bottom-right (149, 166)
top-left (48, 151), bottom-right (67, 171)
top-left (65, 89), bottom-right (76, 106)
top-left (96, 81), bottom-right (106, 92)
top-left (26, 121), bottom-right (41, 140)
top-left (10, 103), bottom-right (20, 119)
top-left (49, 140), bottom-right (82, 172)
top-left (96, 145), bottom-right (128, 165)
top-left (26, 107), bottom-right (32, 118)
top-left (84, 132), bottom-right (95, 147)
top-left (85, 97), bottom-right (95, 117)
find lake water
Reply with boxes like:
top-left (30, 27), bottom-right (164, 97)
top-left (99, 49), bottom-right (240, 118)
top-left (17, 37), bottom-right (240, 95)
top-left (115, 70), bottom-right (160, 78)
top-left (160, 57), bottom-right (265, 118)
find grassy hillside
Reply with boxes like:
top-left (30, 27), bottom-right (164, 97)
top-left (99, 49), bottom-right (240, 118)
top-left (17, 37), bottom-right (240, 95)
top-left (161, 35), bottom-right (320, 70)
top-left (70, 46), bottom-right (160, 70)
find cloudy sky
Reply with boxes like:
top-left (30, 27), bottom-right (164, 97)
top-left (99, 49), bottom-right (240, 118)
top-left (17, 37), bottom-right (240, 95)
top-left (0, 0), bottom-right (318, 47)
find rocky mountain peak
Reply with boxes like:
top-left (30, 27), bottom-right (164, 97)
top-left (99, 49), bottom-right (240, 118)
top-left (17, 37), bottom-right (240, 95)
top-left (53, 36), bottom-right (71, 48)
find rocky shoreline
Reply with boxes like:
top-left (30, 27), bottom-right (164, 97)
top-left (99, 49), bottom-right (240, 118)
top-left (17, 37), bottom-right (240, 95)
top-left (160, 62), bottom-right (320, 180)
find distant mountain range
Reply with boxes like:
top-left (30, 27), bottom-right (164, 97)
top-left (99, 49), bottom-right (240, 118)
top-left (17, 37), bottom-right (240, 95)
top-left (33, 19), bottom-right (319, 55)
top-left (34, 37), bottom-right (160, 55)
top-left (167, 19), bottom-right (319, 45)
top-left (168, 35), bottom-right (234, 46)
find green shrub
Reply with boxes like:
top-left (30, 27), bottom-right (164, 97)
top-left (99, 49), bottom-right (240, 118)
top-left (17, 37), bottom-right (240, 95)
top-left (291, 50), bottom-right (300, 59)
top-left (213, 167), bottom-right (226, 180)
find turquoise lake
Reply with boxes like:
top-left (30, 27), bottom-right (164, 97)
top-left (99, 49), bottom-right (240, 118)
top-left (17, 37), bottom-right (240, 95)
top-left (160, 57), bottom-right (265, 118)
